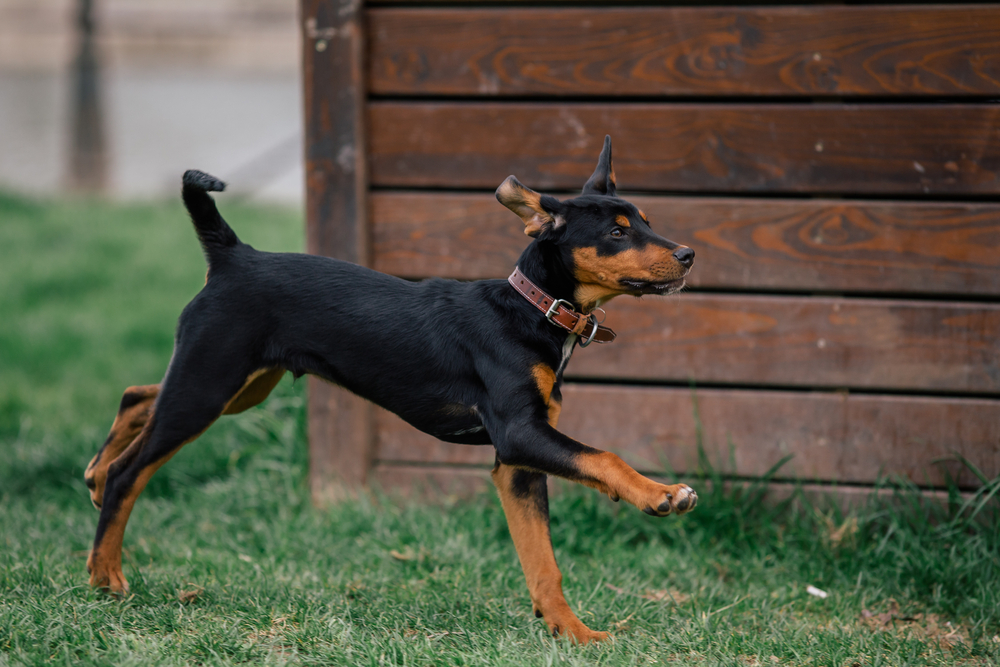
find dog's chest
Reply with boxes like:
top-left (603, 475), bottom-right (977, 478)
top-left (556, 334), bottom-right (578, 379)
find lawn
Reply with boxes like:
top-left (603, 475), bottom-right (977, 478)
top-left (1, 190), bottom-right (998, 666)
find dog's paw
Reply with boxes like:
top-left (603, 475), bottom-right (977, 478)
top-left (87, 552), bottom-right (129, 597)
top-left (535, 598), bottom-right (611, 644)
top-left (642, 484), bottom-right (698, 517)
top-left (547, 617), bottom-right (610, 644)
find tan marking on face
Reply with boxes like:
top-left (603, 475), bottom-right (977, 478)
top-left (614, 214), bottom-right (630, 228)
top-left (571, 245), bottom-right (686, 311)
top-left (572, 284), bottom-right (621, 313)
top-left (490, 463), bottom-right (607, 643)
top-left (638, 210), bottom-right (647, 221)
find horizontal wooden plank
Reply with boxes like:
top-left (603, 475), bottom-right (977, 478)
top-left (574, 295), bottom-right (1000, 393)
top-left (370, 6), bottom-right (1000, 97)
top-left (372, 464), bottom-right (493, 500)
top-left (369, 103), bottom-right (1000, 195)
top-left (371, 464), bottom-right (986, 514)
top-left (372, 192), bottom-right (1000, 296)
top-left (375, 385), bottom-right (1000, 489)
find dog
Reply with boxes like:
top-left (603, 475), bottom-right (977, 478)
top-left (84, 136), bottom-right (697, 643)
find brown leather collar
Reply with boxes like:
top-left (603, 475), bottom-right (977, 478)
top-left (508, 267), bottom-right (616, 346)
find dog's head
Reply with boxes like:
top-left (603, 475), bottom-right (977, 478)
top-left (496, 135), bottom-right (694, 312)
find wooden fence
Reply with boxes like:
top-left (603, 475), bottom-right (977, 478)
top-left (300, 0), bottom-right (1000, 503)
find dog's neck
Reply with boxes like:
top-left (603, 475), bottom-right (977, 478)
top-left (515, 241), bottom-right (582, 311)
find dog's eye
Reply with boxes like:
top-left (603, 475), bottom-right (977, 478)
top-left (610, 227), bottom-right (624, 238)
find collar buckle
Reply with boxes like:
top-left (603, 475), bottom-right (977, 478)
top-left (508, 267), bottom-right (617, 345)
top-left (545, 298), bottom-right (574, 323)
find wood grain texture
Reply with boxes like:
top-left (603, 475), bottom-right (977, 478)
top-left (371, 463), bottom-right (985, 512)
top-left (571, 294), bottom-right (1000, 393)
top-left (371, 192), bottom-right (1000, 295)
top-left (302, 0), bottom-right (373, 497)
top-left (308, 378), bottom-right (376, 500)
top-left (369, 103), bottom-right (1000, 195)
top-left (303, 0), bottom-right (368, 264)
top-left (372, 464), bottom-right (492, 500)
top-left (375, 385), bottom-right (1000, 489)
top-left (370, 6), bottom-right (1000, 97)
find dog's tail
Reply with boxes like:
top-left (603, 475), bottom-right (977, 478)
top-left (182, 170), bottom-right (240, 266)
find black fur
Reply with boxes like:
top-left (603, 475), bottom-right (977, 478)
top-left (88, 138), bottom-right (698, 619)
top-left (182, 169), bottom-right (237, 264)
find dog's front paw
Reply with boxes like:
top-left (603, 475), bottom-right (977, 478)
top-left (642, 484), bottom-right (697, 517)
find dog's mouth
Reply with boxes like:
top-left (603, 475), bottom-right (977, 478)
top-left (620, 278), bottom-right (686, 295)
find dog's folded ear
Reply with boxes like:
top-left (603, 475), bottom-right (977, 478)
top-left (496, 176), bottom-right (565, 238)
top-left (582, 135), bottom-right (617, 197)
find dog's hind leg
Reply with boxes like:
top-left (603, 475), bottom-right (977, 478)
top-left (87, 359), bottom-right (280, 595)
top-left (491, 462), bottom-right (609, 644)
top-left (83, 366), bottom-right (282, 511)
top-left (85, 384), bottom-right (160, 510)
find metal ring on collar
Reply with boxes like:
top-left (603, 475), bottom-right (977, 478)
top-left (578, 315), bottom-right (600, 348)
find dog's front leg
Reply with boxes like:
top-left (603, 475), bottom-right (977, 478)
top-left (491, 461), bottom-right (608, 644)
top-left (490, 416), bottom-right (698, 518)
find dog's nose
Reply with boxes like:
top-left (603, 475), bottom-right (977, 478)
top-left (673, 246), bottom-right (694, 268)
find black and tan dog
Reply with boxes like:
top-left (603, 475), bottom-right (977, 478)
top-left (84, 136), bottom-right (697, 643)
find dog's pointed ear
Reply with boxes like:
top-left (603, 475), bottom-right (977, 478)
top-left (496, 175), bottom-right (564, 237)
top-left (581, 135), bottom-right (617, 197)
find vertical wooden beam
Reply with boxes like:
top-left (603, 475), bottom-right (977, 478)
top-left (301, 0), bottom-right (373, 503)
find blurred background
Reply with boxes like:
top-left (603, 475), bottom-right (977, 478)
top-left (1, 3), bottom-right (998, 662)
top-left (0, 0), bottom-right (303, 202)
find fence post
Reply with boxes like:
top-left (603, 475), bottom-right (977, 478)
top-left (301, 0), bottom-right (372, 503)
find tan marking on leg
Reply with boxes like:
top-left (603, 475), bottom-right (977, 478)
top-left (85, 384), bottom-right (160, 510)
top-left (491, 463), bottom-right (608, 644)
top-left (573, 451), bottom-right (697, 515)
top-left (88, 407), bottom-right (226, 596)
top-left (89, 368), bottom-right (281, 596)
top-left (223, 367), bottom-right (284, 414)
top-left (87, 428), bottom-right (195, 595)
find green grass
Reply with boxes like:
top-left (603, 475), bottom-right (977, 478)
top-left (1, 191), bottom-right (998, 666)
